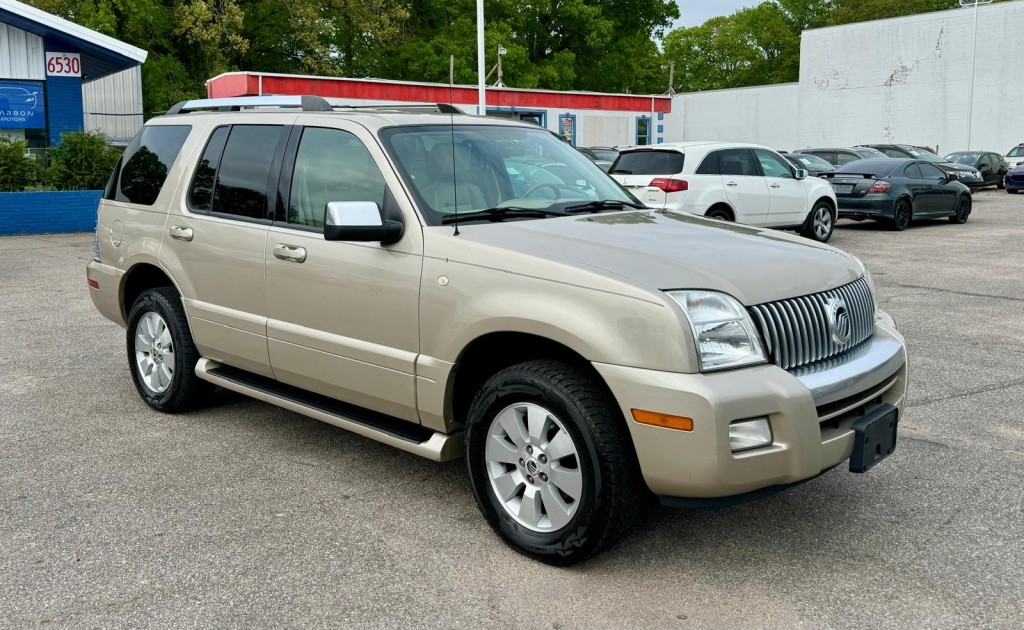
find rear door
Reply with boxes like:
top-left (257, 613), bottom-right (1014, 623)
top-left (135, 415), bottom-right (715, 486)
top-left (753, 148), bottom-right (808, 226)
top-left (720, 148), bottom-right (769, 225)
top-left (263, 122), bottom-right (423, 421)
top-left (609, 149), bottom-right (685, 208)
top-left (161, 121), bottom-right (290, 378)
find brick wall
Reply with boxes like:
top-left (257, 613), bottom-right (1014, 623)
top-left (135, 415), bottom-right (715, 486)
top-left (0, 190), bottom-right (101, 235)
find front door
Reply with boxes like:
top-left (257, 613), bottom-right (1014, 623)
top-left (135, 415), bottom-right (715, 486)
top-left (918, 162), bottom-right (956, 216)
top-left (753, 148), bottom-right (808, 226)
top-left (264, 124), bottom-right (423, 421)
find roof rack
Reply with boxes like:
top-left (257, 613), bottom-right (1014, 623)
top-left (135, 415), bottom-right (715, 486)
top-left (165, 95), bottom-right (463, 116)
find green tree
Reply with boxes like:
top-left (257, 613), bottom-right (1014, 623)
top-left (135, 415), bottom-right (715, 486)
top-left (47, 131), bottom-right (121, 190)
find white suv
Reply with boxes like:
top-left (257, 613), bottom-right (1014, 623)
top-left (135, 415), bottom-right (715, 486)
top-left (610, 142), bottom-right (838, 242)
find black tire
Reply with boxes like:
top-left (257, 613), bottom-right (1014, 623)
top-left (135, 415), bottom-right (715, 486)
top-left (997, 179), bottom-right (1005, 190)
top-left (705, 207), bottom-right (733, 221)
top-left (126, 287), bottom-right (213, 413)
top-left (949, 195), bottom-right (971, 224)
top-left (465, 360), bottom-right (642, 566)
top-left (890, 200), bottom-right (912, 231)
top-left (801, 200), bottom-right (835, 243)
top-left (1008, 189), bottom-right (1018, 195)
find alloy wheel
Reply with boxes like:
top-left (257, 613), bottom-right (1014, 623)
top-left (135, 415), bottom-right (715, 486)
top-left (813, 205), bottom-right (833, 240)
top-left (485, 402), bottom-right (583, 532)
top-left (134, 312), bottom-right (175, 394)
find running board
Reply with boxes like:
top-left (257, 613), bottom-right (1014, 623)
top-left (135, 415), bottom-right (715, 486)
top-left (195, 358), bottom-right (464, 462)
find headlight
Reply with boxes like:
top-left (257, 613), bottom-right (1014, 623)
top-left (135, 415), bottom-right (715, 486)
top-left (853, 256), bottom-right (878, 319)
top-left (667, 290), bottom-right (767, 372)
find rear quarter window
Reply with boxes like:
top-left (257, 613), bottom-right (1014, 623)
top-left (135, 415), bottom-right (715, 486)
top-left (612, 151), bottom-right (684, 175)
top-left (116, 125), bottom-right (192, 206)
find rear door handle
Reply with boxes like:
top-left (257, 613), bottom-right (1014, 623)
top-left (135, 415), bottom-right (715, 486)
top-left (769, 183), bottom-right (781, 188)
top-left (273, 243), bottom-right (307, 263)
top-left (168, 225), bottom-right (194, 242)
top-left (726, 181), bottom-right (738, 187)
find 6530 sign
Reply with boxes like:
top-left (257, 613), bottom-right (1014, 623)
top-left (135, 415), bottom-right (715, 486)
top-left (46, 52), bottom-right (82, 77)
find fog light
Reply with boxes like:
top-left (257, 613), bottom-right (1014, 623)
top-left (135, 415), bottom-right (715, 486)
top-left (730, 417), bottom-right (772, 452)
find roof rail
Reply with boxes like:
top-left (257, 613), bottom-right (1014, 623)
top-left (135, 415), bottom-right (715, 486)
top-left (330, 103), bottom-right (464, 114)
top-left (165, 95), bottom-right (333, 115)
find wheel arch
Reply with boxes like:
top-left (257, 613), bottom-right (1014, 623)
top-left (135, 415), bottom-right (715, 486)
top-left (121, 262), bottom-right (181, 322)
top-left (704, 202), bottom-right (735, 221)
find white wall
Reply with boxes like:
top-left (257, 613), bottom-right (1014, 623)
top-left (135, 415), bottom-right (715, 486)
top-left (663, 84), bottom-right (799, 150)
top-left (0, 23), bottom-right (44, 80)
top-left (797, 0), bottom-right (1024, 154)
top-left (82, 66), bottom-right (143, 145)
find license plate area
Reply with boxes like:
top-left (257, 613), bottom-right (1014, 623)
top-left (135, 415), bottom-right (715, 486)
top-left (850, 404), bottom-right (898, 473)
top-left (832, 184), bottom-right (854, 194)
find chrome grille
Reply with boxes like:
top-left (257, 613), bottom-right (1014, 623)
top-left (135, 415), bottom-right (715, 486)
top-left (749, 277), bottom-right (874, 371)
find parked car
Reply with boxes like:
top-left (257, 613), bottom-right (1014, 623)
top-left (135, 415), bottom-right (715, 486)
top-left (578, 146), bottom-right (619, 172)
top-left (823, 158), bottom-right (972, 231)
top-left (609, 142), bottom-right (838, 242)
top-left (86, 95), bottom-right (907, 565)
top-left (943, 151), bottom-right (1008, 189)
top-left (1005, 144), bottom-right (1024, 168)
top-left (1005, 162), bottom-right (1024, 194)
top-left (860, 144), bottom-right (984, 190)
top-left (784, 152), bottom-right (836, 177)
top-left (791, 146), bottom-right (887, 167)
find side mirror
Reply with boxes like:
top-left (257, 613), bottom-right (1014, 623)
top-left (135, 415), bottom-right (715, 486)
top-left (945, 172), bottom-right (959, 182)
top-left (324, 201), bottom-right (404, 244)
top-left (794, 168), bottom-right (808, 180)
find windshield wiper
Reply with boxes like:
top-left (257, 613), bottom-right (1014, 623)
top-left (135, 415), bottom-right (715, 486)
top-left (609, 168), bottom-right (632, 174)
top-left (440, 206), bottom-right (568, 225)
top-left (560, 199), bottom-right (646, 214)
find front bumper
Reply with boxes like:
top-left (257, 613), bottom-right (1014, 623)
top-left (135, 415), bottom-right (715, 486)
top-left (86, 260), bottom-right (127, 327)
top-left (1005, 176), bottom-right (1024, 191)
top-left (594, 310), bottom-right (908, 500)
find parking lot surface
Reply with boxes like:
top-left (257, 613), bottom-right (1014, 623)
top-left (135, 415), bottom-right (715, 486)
top-left (1, 191), bottom-right (1022, 629)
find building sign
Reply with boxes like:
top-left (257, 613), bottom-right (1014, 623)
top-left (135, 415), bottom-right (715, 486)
top-left (0, 80), bottom-right (46, 129)
top-left (46, 52), bottom-right (82, 77)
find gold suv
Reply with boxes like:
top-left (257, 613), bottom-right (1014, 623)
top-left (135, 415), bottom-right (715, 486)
top-left (87, 96), bottom-right (908, 564)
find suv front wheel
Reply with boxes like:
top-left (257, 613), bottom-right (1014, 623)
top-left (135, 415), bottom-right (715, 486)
top-left (466, 360), bottom-right (642, 565)
top-left (126, 287), bottom-right (212, 413)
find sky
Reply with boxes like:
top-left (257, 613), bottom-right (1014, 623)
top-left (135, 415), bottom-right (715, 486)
top-left (674, 0), bottom-right (760, 27)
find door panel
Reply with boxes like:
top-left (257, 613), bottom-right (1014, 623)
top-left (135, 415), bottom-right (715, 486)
top-left (720, 149), bottom-right (769, 225)
top-left (265, 124), bottom-right (423, 421)
top-left (918, 163), bottom-right (955, 215)
top-left (754, 149), bottom-right (807, 226)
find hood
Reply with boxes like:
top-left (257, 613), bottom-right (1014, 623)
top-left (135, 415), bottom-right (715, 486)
top-left (940, 161), bottom-right (978, 173)
top-left (453, 210), bottom-right (862, 306)
top-left (1010, 164), bottom-right (1024, 174)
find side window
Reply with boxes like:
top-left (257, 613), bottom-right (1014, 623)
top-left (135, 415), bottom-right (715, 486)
top-left (695, 150), bottom-right (721, 175)
top-left (211, 125), bottom-right (283, 220)
top-left (919, 163), bottom-right (945, 180)
top-left (288, 127), bottom-right (387, 228)
top-left (116, 125), bottom-right (191, 205)
top-left (753, 149), bottom-right (793, 178)
top-left (836, 152), bottom-right (859, 165)
top-left (719, 149), bottom-right (758, 176)
top-left (188, 126), bottom-right (229, 213)
top-left (903, 164), bottom-right (923, 179)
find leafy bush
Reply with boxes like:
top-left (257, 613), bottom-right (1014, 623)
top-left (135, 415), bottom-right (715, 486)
top-left (46, 131), bottom-right (121, 191)
top-left (0, 137), bottom-right (42, 192)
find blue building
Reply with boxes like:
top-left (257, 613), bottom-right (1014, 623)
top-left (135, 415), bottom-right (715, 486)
top-left (0, 0), bottom-right (146, 153)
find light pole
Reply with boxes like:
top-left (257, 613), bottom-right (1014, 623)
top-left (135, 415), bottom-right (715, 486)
top-left (476, 0), bottom-right (486, 115)
top-left (960, 0), bottom-right (992, 149)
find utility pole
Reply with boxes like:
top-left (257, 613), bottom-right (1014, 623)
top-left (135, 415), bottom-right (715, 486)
top-left (960, 0), bottom-right (992, 149)
top-left (666, 61), bottom-right (676, 95)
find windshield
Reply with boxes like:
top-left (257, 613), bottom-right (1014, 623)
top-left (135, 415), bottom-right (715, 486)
top-left (900, 146), bottom-right (943, 162)
top-left (855, 147), bottom-right (887, 158)
top-left (1008, 146), bottom-right (1024, 157)
top-left (944, 153), bottom-right (980, 165)
top-left (380, 125), bottom-right (634, 226)
top-left (610, 150), bottom-right (685, 175)
top-left (791, 154), bottom-right (833, 170)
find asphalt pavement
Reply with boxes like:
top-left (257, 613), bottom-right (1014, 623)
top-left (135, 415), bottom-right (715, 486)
top-left (1, 190), bottom-right (1022, 629)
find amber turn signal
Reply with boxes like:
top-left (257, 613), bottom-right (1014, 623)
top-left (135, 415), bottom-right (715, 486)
top-left (631, 409), bottom-right (694, 432)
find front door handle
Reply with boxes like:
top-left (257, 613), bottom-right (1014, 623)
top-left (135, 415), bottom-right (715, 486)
top-left (168, 225), bottom-right (194, 242)
top-left (726, 181), bottom-right (738, 187)
top-left (273, 243), bottom-right (307, 263)
top-left (769, 183), bottom-right (781, 188)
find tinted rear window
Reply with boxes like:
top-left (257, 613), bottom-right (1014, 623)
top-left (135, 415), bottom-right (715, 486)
top-left (116, 125), bottom-right (191, 205)
top-left (612, 150), bottom-right (684, 175)
top-left (211, 125), bottom-right (283, 220)
top-left (855, 147), bottom-right (887, 159)
top-left (835, 159), bottom-right (899, 177)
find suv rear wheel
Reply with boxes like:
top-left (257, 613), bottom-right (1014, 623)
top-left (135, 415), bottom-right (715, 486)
top-left (465, 360), bottom-right (641, 565)
top-left (127, 287), bottom-right (212, 413)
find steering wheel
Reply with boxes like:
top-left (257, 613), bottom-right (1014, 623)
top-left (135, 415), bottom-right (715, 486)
top-left (522, 182), bottom-right (563, 199)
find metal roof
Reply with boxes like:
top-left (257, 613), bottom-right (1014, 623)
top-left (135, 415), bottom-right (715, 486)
top-left (0, 0), bottom-right (146, 82)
